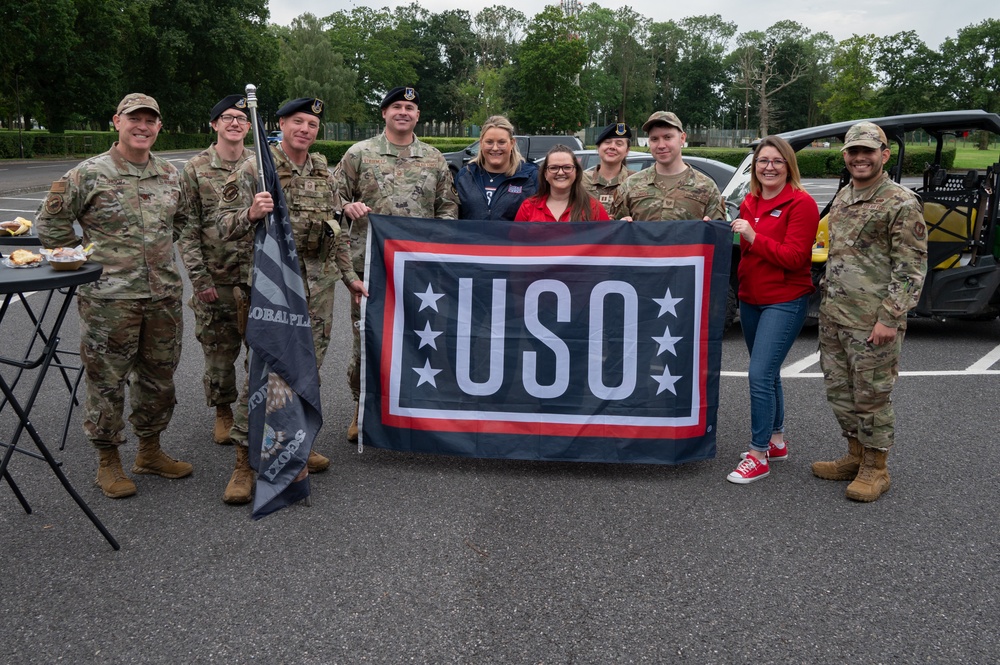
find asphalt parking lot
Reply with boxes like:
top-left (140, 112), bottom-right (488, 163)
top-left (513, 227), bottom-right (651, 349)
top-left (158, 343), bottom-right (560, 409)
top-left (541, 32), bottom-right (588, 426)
top-left (2, 172), bottom-right (1000, 663)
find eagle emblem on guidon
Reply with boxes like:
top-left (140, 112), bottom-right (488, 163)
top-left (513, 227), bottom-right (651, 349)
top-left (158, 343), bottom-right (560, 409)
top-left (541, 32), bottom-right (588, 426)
top-left (311, 99), bottom-right (324, 115)
top-left (616, 123), bottom-right (627, 136)
top-left (404, 87), bottom-right (416, 101)
top-left (235, 98), bottom-right (247, 109)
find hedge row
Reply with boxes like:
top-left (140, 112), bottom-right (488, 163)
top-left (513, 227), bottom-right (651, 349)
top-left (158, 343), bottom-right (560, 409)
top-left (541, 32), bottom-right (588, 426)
top-left (0, 130), bottom-right (213, 158)
top-left (309, 138), bottom-right (472, 165)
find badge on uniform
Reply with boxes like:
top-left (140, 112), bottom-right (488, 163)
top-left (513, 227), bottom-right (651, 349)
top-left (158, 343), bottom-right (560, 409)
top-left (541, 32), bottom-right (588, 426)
top-left (44, 194), bottom-right (63, 215)
top-left (222, 183), bottom-right (240, 203)
top-left (311, 99), bottom-right (324, 115)
top-left (235, 98), bottom-right (247, 109)
top-left (913, 221), bottom-right (927, 239)
top-left (508, 185), bottom-right (522, 194)
top-left (404, 87), bottom-right (416, 101)
top-left (615, 123), bottom-right (627, 136)
top-left (770, 209), bottom-right (782, 217)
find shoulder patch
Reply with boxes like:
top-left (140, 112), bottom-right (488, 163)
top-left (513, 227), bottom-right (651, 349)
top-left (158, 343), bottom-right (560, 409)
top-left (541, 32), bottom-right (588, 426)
top-left (44, 194), bottom-right (64, 215)
top-left (49, 180), bottom-right (67, 193)
top-left (221, 183), bottom-right (240, 203)
top-left (913, 221), bottom-right (927, 240)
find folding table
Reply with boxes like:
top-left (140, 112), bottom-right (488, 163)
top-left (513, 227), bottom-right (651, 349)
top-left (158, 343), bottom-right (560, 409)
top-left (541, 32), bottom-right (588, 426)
top-left (0, 260), bottom-right (119, 550)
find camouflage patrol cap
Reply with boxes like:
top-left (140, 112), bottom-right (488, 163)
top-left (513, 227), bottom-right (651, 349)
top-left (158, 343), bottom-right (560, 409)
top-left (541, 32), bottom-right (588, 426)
top-left (117, 93), bottom-right (160, 116)
top-left (642, 111), bottom-right (683, 133)
top-left (843, 122), bottom-right (888, 151)
top-left (210, 94), bottom-right (248, 122)
top-left (276, 98), bottom-right (324, 119)
top-left (596, 122), bottom-right (633, 145)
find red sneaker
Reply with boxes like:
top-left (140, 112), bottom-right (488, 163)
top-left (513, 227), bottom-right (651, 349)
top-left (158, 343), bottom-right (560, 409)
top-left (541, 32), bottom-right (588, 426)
top-left (741, 440), bottom-right (788, 462)
top-left (727, 455), bottom-right (770, 484)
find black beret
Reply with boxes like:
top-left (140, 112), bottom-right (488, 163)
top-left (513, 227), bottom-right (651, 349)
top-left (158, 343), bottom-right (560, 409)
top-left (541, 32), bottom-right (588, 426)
top-left (210, 95), bottom-right (248, 122)
top-left (596, 122), bottom-right (633, 145)
top-left (380, 86), bottom-right (419, 110)
top-left (276, 98), bottom-right (324, 119)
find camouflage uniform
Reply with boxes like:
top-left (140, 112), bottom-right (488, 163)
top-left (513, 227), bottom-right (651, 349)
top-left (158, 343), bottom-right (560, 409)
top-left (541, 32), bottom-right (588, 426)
top-left (582, 165), bottom-right (635, 215)
top-left (176, 143), bottom-right (253, 408)
top-left (35, 143), bottom-right (186, 448)
top-left (334, 131), bottom-right (459, 400)
top-left (608, 164), bottom-right (725, 221)
top-left (818, 171), bottom-right (927, 449)
top-left (218, 144), bottom-right (353, 445)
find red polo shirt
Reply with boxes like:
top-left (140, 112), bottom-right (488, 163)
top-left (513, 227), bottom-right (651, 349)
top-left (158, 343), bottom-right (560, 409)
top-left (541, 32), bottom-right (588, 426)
top-left (514, 195), bottom-right (611, 222)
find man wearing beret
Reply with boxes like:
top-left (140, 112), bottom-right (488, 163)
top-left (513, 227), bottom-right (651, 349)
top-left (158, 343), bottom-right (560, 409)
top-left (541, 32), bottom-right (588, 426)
top-left (334, 85), bottom-right (459, 442)
top-left (176, 95), bottom-right (254, 447)
top-left (813, 121), bottom-right (927, 502)
top-left (36, 93), bottom-right (193, 498)
top-left (609, 111), bottom-right (725, 222)
top-left (217, 97), bottom-right (364, 504)
top-left (583, 122), bottom-right (636, 214)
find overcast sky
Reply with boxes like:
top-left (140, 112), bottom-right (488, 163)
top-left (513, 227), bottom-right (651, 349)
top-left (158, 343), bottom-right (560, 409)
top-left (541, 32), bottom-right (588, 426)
top-left (269, 0), bottom-right (991, 49)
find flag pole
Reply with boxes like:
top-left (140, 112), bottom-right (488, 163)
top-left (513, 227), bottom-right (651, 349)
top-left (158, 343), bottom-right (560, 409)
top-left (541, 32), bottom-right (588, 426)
top-left (245, 83), bottom-right (269, 230)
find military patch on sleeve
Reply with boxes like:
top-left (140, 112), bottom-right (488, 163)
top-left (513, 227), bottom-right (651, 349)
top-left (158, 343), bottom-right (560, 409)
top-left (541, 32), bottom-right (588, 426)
top-left (44, 194), bottom-right (64, 215)
top-left (913, 220), bottom-right (927, 240)
top-left (221, 183), bottom-right (240, 203)
top-left (49, 180), bottom-right (67, 193)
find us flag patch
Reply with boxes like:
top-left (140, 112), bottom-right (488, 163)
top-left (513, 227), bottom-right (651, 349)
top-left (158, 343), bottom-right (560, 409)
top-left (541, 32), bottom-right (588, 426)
top-left (361, 215), bottom-right (731, 464)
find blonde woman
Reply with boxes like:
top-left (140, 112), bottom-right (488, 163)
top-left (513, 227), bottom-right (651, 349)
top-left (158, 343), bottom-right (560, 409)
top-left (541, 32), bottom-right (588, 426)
top-left (456, 115), bottom-right (538, 221)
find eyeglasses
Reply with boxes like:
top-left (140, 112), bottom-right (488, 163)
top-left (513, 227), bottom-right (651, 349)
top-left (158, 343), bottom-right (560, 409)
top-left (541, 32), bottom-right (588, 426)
top-left (218, 114), bottom-right (249, 126)
top-left (546, 165), bottom-right (576, 173)
top-left (756, 158), bottom-right (787, 167)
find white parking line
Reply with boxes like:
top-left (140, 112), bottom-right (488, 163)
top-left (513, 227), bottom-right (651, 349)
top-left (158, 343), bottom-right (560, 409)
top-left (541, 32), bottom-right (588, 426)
top-left (722, 345), bottom-right (1000, 378)
top-left (781, 351), bottom-right (820, 376)
top-left (966, 342), bottom-right (1000, 371)
top-left (3, 197), bottom-right (45, 202)
top-left (0, 208), bottom-right (37, 213)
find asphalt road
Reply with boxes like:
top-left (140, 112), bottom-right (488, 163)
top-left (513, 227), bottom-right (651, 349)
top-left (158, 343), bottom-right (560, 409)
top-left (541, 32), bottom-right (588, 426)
top-left (2, 157), bottom-right (999, 663)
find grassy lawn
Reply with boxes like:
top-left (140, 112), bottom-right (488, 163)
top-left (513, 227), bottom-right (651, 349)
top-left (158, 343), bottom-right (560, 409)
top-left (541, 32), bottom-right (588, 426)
top-left (953, 144), bottom-right (1000, 169)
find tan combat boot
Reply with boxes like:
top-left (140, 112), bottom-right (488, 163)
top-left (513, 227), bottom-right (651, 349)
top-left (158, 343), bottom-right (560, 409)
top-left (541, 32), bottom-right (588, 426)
top-left (95, 447), bottom-right (137, 499)
top-left (307, 449), bottom-right (330, 473)
top-left (132, 435), bottom-right (194, 479)
top-left (811, 436), bottom-right (864, 481)
top-left (347, 402), bottom-right (359, 442)
top-left (846, 448), bottom-right (891, 502)
top-left (213, 404), bottom-right (234, 445)
top-left (223, 445), bottom-right (254, 504)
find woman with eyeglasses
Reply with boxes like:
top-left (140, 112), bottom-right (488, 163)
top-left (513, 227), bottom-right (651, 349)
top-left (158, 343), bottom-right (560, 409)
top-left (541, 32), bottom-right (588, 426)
top-left (726, 135), bottom-right (820, 485)
top-left (514, 145), bottom-right (609, 221)
top-left (456, 115), bottom-right (539, 221)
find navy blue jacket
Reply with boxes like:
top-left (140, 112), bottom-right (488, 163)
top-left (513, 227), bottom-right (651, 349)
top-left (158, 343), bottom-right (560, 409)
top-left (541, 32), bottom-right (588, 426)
top-left (456, 161), bottom-right (539, 221)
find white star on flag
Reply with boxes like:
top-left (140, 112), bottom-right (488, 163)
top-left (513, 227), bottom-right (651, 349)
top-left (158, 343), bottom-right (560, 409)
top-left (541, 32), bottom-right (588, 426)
top-left (652, 325), bottom-right (683, 356)
top-left (415, 284), bottom-right (445, 312)
top-left (653, 288), bottom-right (683, 318)
top-left (651, 366), bottom-right (681, 396)
top-left (414, 321), bottom-right (442, 350)
top-left (413, 359), bottom-right (442, 388)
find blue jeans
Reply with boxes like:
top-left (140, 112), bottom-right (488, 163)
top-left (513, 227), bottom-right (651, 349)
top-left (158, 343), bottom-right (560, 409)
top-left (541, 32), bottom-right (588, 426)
top-left (740, 295), bottom-right (809, 452)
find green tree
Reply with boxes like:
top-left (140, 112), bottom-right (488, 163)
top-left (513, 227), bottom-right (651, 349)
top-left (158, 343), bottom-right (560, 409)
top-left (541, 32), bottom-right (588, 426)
top-left (667, 15), bottom-right (736, 130)
top-left (473, 5), bottom-right (526, 69)
top-left (506, 6), bottom-right (588, 133)
top-left (940, 19), bottom-right (1000, 148)
top-left (821, 34), bottom-right (879, 122)
top-left (278, 13), bottom-right (356, 121)
top-left (874, 31), bottom-right (940, 116)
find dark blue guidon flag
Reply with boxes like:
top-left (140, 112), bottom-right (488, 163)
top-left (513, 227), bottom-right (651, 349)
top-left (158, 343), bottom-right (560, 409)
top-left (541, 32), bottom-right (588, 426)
top-left (246, 113), bottom-right (323, 518)
top-left (360, 215), bottom-right (731, 464)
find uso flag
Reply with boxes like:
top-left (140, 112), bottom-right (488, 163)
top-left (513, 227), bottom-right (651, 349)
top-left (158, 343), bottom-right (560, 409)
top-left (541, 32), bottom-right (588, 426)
top-left (360, 216), bottom-right (731, 464)
top-left (245, 113), bottom-right (322, 518)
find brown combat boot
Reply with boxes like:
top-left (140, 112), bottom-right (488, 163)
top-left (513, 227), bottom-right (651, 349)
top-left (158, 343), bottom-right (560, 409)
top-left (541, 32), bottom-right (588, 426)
top-left (347, 402), bottom-right (359, 442)
top-left (132, 435), bottom-right (194, 479)
top-left (95, 447), bottom-right (137, 498)
top-left (213, 404), bottom-right (234, 445)
top-left (307, 449), bottom-right (330, 473)
top-left (223, 445), bottom-right (254, 504)
top-left (811, 436), bottom-right (864, 481)
top-left (846, 448), bottom-right (891, 502)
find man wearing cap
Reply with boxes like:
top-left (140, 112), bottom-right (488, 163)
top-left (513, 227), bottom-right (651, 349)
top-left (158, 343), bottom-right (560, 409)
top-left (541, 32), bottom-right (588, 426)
top-left (176, 95), bottom-right (254, 446)
top-left (217, 97), bottom-right (362, 504)
top-left (334, 85), bottom-right (459, 442)
top-left (36, 93), bottom-right (193, 499)
top-left (813, 121), bottom-right (927, 502)
top-left (583, 122), bottom-right (636, 214)
top-left (609, 111), bottom-right (725, 222)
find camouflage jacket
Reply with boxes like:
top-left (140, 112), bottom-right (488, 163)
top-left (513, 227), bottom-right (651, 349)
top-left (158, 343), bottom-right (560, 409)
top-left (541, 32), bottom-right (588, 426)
top-left (333, 132), bottom-right (458, 273)
top-left (35, 143), bottom-right (187, 300)
top-left (176, 143), bottom-right (253, 292)
top-left (608, 164), bottom-right (725, 221)
top-left (583, 165), bottom-right (635, 213)
top-left (217, 145), bottom-right (356, 284)
top-left (820, 172), bottom-right (928, 330)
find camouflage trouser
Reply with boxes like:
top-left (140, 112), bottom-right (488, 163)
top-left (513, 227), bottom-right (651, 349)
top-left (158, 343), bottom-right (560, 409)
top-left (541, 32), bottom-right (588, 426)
top-left (818, 318), bottom-right (903, 449)
top-left (347, 270), bottom-right (365, 402)
top-left (189, 283), bottom-right (246, 407)
top-left (230, 253), bottom-right (336, 446)
top-left (78, 295), bottom-right (182, 448)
